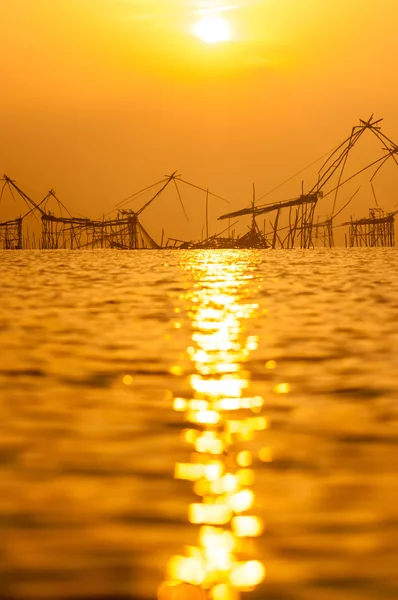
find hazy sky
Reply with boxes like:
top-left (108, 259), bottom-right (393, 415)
top-left (1, 0), bottom-right (398, 242)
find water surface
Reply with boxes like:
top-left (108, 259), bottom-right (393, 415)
top-left (0, 249), bottom-right (397, 600)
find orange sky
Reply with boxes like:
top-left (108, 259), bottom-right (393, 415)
top-left (1, 0), bottom-right (398, 242)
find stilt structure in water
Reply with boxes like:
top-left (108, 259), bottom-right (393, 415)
top-left (0, 217), bottom-right (23, 249)
top-left (3, 117), bottom-right (398, 250)
top-left (218, 192), bottom-right (320, 249)
top-left (40, 172), bottom-right (195, 250)
top-left (218, 116), bottom-right (398, 248)
top-left (39, 172), bottom-right (227, 250)
top-left (235, 186), bottom-right (269, 248)
top-left (0, 172), bottom-right (228, 250)
top-left (342, 208), bottom-right (398, 247)
top-left (313, 116), bottom-right (398, 247)
top-left (185, 184), bottom-right (267, 249)
top-left (0, 174), bottom-right (164, 250)
top-left (40, 206), bottom-right (161, 250)
top-left (0, 175), bottom-right (44, 249)
top-left (39, 175), bottom-right (180, 250)
top-left (311, 218), bottom-right (334, 248)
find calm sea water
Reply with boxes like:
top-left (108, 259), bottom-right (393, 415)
top-left (0, 249), bottom-right (398, 600)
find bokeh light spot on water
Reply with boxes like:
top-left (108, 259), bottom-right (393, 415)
top-left (232, 516), bottom-right (264, 537)
top-left (258, 447), bottom-right (273, 463)
top-left (211, 583), bottom-right (239, 600)
top-left (170, 365), bottom-right (184, 376)
top-left (195, 434), bottom-right (225, 455)
top-left (228, 489), bottom-right (254, 513)
top-left (274, 382), bottom-right (290, 394)
top-left (236, 451), bottom-right (252, 467)
top-left (265, 359), bottom-right (277, 369)
top-left (186, 409), bottom-right (221, 425)
top-left (182, 429), bottom-right (199, 444)
top-left (168, 556), bottom-right (206, 586)
top-left (230, 561), bottom-right (266, 588)
top-left (237, 469), bottom-right (255, 486)
top-left (161, 582), bottom-right (207, 600)
top-left (189, 503), bottom-right (232, 525)
top-left (174, 398), bottom-right (188, 411)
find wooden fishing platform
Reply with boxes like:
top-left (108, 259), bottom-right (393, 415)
top-left (342, 208), bottom-right (397, 247)
top-left (1, 117), bottom-right (398, 250)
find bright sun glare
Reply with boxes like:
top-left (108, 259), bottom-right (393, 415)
top-left (193, 16), bottom-right (231, 44)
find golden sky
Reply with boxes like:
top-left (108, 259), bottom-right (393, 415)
top-left (1, 0), bottom-right (398, 241)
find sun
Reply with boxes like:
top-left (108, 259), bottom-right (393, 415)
top-left (193, 16), bottom-right (231, 44)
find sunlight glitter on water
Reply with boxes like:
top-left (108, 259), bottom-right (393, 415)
top-left (159, 253), bottom-right (269, 600)
top-left (2, 248), bottom-right (398, 600)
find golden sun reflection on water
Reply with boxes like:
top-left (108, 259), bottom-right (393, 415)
top-left (159, 255), bottom-right (269, 600)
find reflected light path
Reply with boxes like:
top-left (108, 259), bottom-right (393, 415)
top-left (160, 252), bottom-right (269, 600)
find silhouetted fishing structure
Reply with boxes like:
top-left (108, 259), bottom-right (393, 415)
top-left (0, 174), bottom-right (164, 249)
top-left (0, 175), bottom-right (43, 249)
top-left (0, 217), bottom-right (22, 249)
top-left (218, 191), bottom-right (321, 249)
top-left (40, 173), bottom-right (187, 250)
top-left (311, 218), bottom-right (334, 248)
top-left (41, 203), bottom-right (161, 250)
top-left (342, 208), bottom-right (398, 247)
top-left (218, 116), bottom-right (398, 248)
top-left (182, 185), bottom-right (268, 249)
top-left (311, 116), bottom-right (398, 247)
top-left (1, 172), bottom-right (228, 250)
top-left (2, 117), bottom-right (398, 250)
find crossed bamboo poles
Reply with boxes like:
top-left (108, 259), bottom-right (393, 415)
top-left (2, 116), bottom-right (398, 249)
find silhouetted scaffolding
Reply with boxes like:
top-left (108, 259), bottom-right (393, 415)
top-left (311, 218), bottom-right (334, 248)
top-left (218, 116), bottom-right (398, 249)
top-left (39, 174), bottom-right (184, 249)
top-left (40, 211), bottom-right (160, 250)
top-left (0, 175), bottom-right (44, 249)
top-left (42, 214), bottom-right (90, 249)
top-left (236, 195), bottom-right (269, 249)
top-left (311, 116), bottom-right (398, 246)
top-left (3, 116), bottom-right (398, 251)
top-left (219, 192), bottom-right (320, 249)
top-left (342, 208), bottom-right (397, 247)
top-left (0, 218), bottom-right (22, 249)
top-left (39, 172), bottom-right (228, 249)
